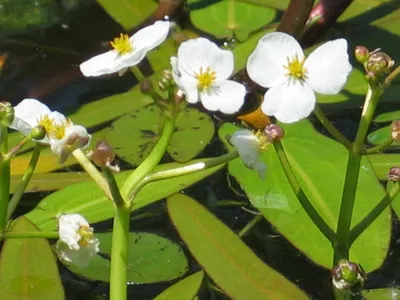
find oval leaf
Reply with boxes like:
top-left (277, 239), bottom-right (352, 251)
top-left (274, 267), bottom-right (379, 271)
top-left (0, 217), bottom-right (64, 300)
top-left (374, 110), bottom-right (400, 123)
top-left (154, 271), bottom-right (204, 300)
top-left (66, 232), bottom-right (188, 283)
top-left (25, 159), bottom-right (224, 231)
top-left (167, 193), bottom-right (308, 300)
top-left (219, 121), bottom-right (390, 271)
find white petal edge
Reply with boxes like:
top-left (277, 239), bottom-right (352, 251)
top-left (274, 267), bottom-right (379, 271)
top-left (247, 32), bottom-right (304, 88)
top-left (304, 38), bottom-right (352, 95)
top-left (170, 57), bottom-right (199, 103)
top-left (11, 99), bottom-right (51, 131)
top-left (261, 81), bottom-right (315, 123)
top-left (131, 21), bottom-right (170, 51)
top-left (200, 80), bottom-right (246, 114)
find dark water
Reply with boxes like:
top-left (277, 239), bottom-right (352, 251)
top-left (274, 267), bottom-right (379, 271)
top-left (4, 2), bottom-right (400, 299)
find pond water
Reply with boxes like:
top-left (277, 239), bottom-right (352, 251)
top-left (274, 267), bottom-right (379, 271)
top-left (3, 0), bottom-right (400, 299)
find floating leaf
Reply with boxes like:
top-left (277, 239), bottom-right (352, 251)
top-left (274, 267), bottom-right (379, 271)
top-left (67, 232), bottom-right (188, 283)
top-left (367, 125), bottom-right (398, 147)
top-left (0, 217), bottom-right (64, 300)
top-left (154, 271), bottom-right (204, 300)
top-left (167, 193), bottom-right (308, 299)
top-left (106, 105), bottom-right (214, 165)
top-left (96, 0), bottom-right (157, 30)
top-left (368, 153), bottom-right (400, 181)
top-left (25, 159), bottom-right (224, 231)
top-left (219, 121), bottom-right (390, 271)
top-left (374, 110), bottom-right (400, 123)
top-left (362, 288), bottom-right (400, 299)
top-left (190, 0), bottom-right (276, 41)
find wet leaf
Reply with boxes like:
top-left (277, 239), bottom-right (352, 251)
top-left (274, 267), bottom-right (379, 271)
top-left (167, 193), bottom-right (308, 300)
top-left (67, 232), bottom-right (188, 283)
top-left (25, 159), bottom-right (224, 231)
top-left (106, 105), bottom-right (214, 165)
top-left (219, 121), bottom-right (390, 271)
top-left (96, 0), bottom-right (157, 30)
top-left (190, 0), bottom-right (276, 41)
top-left (154, 271), bottom-right (204, 300)
top-left (0, 217), bottom-right (64, 300)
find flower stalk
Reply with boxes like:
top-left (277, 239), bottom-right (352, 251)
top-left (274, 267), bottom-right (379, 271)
top-left (0, 125), bottom-right (10, 231)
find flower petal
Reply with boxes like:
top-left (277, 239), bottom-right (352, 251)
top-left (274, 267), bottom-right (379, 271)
top-left (80, 49), bottom-right (147, 77)
top-left (247, 32), bottom-right (303, 88)
top-left (200, 80), bottom-right (245, 114)
top-left (261, 81), bottom-right (315, 123)
top-left (10, 99), bottom-right (51, 133)
top-left (304, 39), bottom-right (352, 95)
top-left (177, 38), bottom-right (234, 80)
top-left (171, 57), bottom-right (199, 103)
top-left (131, 21), bottom-right (170, 51)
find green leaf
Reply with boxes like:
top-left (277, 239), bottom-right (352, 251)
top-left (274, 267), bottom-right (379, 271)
top-left (367, 125), bottom-right (397, 147)
top-left (154, 271), bottom-right (204, 300)
top-left (368, 153), bottom-right (400, 181)
top-left (96, 0), bottom-right (157, 30)
top-left (338, 0), bottom-right (393, 22)
top-left (0, 217), bottom-right (64, 300)
top-left (362, 288), bottom-right (400, 299)
top-left (190, 0), bottom-right (276, 41)
top-left (67, 232), bottom-right (188, 283)
top-left (11, 172), bottom-right (92, 193)
top-left (374, 110), bottom-right (400, 123)
top-left (167, 193), bottom-right (308, 300)
top-left (218, 121), bottom-right (390, 271)
top-left (235, 0), bottom-right (290, 11)
top-left (106, 106), bottom-right (214, 165)
top-left (25, 159), bottom-right (225, 231)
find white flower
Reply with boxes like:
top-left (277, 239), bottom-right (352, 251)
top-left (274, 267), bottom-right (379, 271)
top-left (170, 37), bottom-right (246, 114)
top-left (57, 214), bottom-right (100, 268)
top-left (10, 99), bottom-right (91, 161)
top-left (246, 32), bottom-right (352, 123)
top-left (80, 20), bottom-right (170, 77)
top-left (230, 129), bottom-right (267, 179)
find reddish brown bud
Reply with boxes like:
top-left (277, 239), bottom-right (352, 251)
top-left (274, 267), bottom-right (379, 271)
top-left (366, 49), bottom-right (394, 75)
top-left (391, 120), bottom-right (400, 142)
top-left (331, 259), bottom-right (365, 290)
top-left (263, 124), bottom-right (285, 142)
top-left (388, 166), bottom-right (400, 182)
top-left (140, 80), bottom-right (154, 94)
top-left (87, 140), bottom-right (119, 172)
top-left (354, 46), bottom-right (369, 64)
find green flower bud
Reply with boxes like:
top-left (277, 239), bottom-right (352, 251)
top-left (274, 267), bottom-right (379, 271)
top-left (0, 102), bottom-right (14, 126)
top-left (354, 46), bottom-right (369, 64)
top-left (366, 49), bottom-right (394, 76)
top-left (331, 260), bottom-right (365, 290)
top-left (30, 125), bottom-right (46, 140)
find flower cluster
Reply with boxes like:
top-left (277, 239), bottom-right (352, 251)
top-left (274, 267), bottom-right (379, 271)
top-left (10, 99), bottom-right (90, 162)
top-left (56, 214), bottom-right (100, 267)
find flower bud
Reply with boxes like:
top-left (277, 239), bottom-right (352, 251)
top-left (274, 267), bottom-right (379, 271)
top-left (0, 102), bottom-right (14, 126)
top-left (366, 49), bottom-right (394, 76)
top-left (263, 124), bottom-right (285, 142)
top-left (140, 80), bottom-right (154, 95)
top-left (331, 259), bottom-right (365, 290)
top-left (30, 125), bottom-right (46, 140)
top-left (391, 120), bottom-right (400, 142)
top-left (354, 46), bottom-right (369, 64)
top-left (87, 140), bottom-right (120, 172)
top-left (388, 166), bottom-right (400, 182)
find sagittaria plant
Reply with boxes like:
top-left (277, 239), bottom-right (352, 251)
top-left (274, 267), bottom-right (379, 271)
top-left (2, 1), bottom-right (400, 300)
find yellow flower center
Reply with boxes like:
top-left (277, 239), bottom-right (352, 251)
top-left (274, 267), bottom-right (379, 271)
top-left (78, 225), bottom-right (94, 247)
top-left (284, 55), bottom-right (307, 80)
top-left (254, 130), bottom-right (269, 151)
top-left (50, 123), bottom-right (67, 140)
top-left (110, 33), bottom-right (133, 55)
top-left (37, 115), bottom-right (68, 140)
top-left (194, 67), bottom-right (217, 91)
top-left (37, 115), bottom-right (55, 135)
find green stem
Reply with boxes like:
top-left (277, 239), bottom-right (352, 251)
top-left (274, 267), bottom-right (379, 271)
top-left (102, 168), bottom-right (128, 208)
top-left (334, 153), bottom-right (361, 262)
top-left (109, 205), bottom-right (130, 300)
top-left (333, 288), bottom-right (352, 300)
top-left (313, 104), bottom-right (352, 149)
top-left (238, 215), bottom-right (263, 238)
top-left (274, 141), bottom-right (336, 242)
top-left (384, 65), bottom-right (400, 87)
top-left (131, 66), bottom-right (145, 82)
top-left (349, 182), bottom-right (400, 245)
top-left (121, 115), bottom-right (176, 200)
top-left (276, 0), bottom-right (315, 37)
top-left (352, 85), bottom-right (383, 155)
top-left (0, 126), bottom-right (10, 231)
top-left (365, 138), bottom-right (393, 154)
top-left (129, 151), bottom-right (238, 199)
top-left (7, 144), bottom-right (41, 220)
top-left (73, 149), bottom-right (112, 200)
top-left (1, 231), bottom-right (59, 239)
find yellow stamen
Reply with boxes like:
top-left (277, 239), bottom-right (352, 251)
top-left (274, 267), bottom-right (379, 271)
top-left (78, 225), bottom-right (94, 247)
top-left (254, 130), bottom-right (269, 151)
top-left (284, 55), bottom-right (307, 80)
top-left (110, 33), bottom-right (133, 55)
top-left (37, 115), bottom-right (55, 136)
top-left (194, 66), bottom-right (217, 91)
